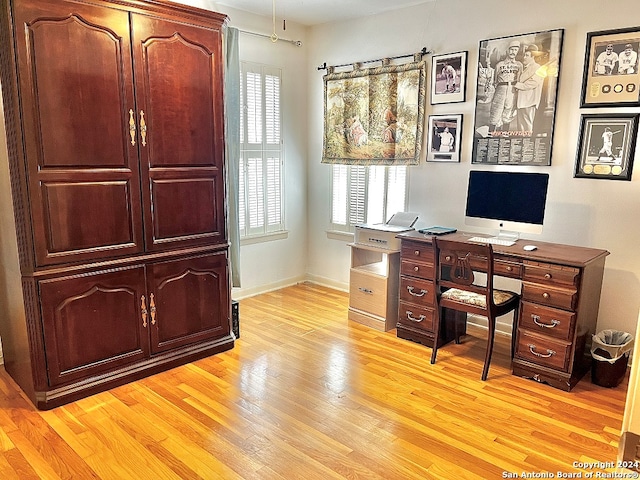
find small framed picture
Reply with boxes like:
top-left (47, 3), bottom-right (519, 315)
top-left (430, 51), bottom-right (467, 104)
top-left (426, 114), bottom-right (462, 162)
top-left (574, 114), bottom-right (638, 180)
top-left (580, 27), bottom-right (640, 107)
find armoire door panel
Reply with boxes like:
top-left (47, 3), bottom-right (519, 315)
top-left (41, 181), bottom-right (138, 254)
top-left (39, 266), bottom-right (149, 386)
top-left (13, 0), bottom-right (144, 266)
top-left (24, 13), bottom-right (133, 168)
top-left (147, 252), bottom-right (229, 354)
top-left (150, 177), bottom-right (221, 242)
top-left (132, 13), bottom-right (226, 252)
top-left (140, 34), bottom-right (219, 167)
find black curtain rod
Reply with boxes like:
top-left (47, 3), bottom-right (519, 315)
top-left (317, 47), bottom-right (431, 71)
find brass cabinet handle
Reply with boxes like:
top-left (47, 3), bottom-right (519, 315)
top-left (528, 344), bottom-right (556, 358)
top-left (414, 250), bottom-right (420, 256)
top-left (129, 109), bottom-right (136, 146)
top-left (150, 292), bottom-right (157, 325)
top-left (140, 110), bottom-right (147, 146)
top-left (141, 295), bottom-right (148, 327)
top-left (532, 314), bottom-right (560, 329)
top-left (445, 255), bottom-right (452, 261)
top-left (407, 286), bottom-right (427, 297)
top-left (544, 273), bottom-right (552, 279)
top-left (506, 265), bottom-right (513, 272)
top-left (413, 266), bottom-right (419, 272)
top-left (542, 292), bottom-right (550, 299)
top-left (406, 311), bottom-right (425, 322)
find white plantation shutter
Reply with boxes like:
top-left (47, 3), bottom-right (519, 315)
top-left (331, 165), bottom-right (407, 231)
top-left (240, 62), bottom-right (284, 237)
top-left (386, 166), bottom-right (407, 219)
top-left (348, 166), bottom-right (366, 226)
top-left (266, 156), bottom-right (282, 229)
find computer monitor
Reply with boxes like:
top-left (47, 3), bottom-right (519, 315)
top-left (464, 170), bottom-right (549, 239)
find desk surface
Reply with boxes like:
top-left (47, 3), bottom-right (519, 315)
top-left (398, 231), bottom-right (610, 268)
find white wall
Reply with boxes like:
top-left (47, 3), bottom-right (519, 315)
top-left (306, 0), bottom-right (640, 334)
top-left (177, 2), bottom-right (311, 298)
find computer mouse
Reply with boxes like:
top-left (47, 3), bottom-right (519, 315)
top-left (523, 245), bottom-right (537, 251)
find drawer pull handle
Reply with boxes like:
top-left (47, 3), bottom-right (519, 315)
top-left (445, 255), bottom-right (452, 261)
top-left (414, 250), bottom-right (420, 256)
top-left (506, 266), bottom-right (513, 272)
top-left (528, 344), bottom-right (556, 358)
top-left (407, 286), bottom-right (427, 297)
top-left (532, 314), bottom-right (559, 328)
top-left (141, 295), bottom-right (148, 328)
top-left (413, 266), bottom-right (419, 272)
top-left (129, 109), bottom-right (136, 146)
top-left (544, 273), bottom-right (552, 279)
top-left (139, 110), bottom-right (148, 146)
top-left (358, 287), bottom-right (373, 294)
top-left (542, 292), bottom-right (550, 299)
top-left (150, 293), bottom-right (157, 325)
top-left (406, 311), bottom-right (425, 322)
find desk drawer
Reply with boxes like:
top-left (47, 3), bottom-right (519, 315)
top-left (399, 276), bottom-right (435, 306)
top-left (495, 259), bottom-right (522, 278)
top-left (349, 270), bottom-right (386, 317)
top-left (522, 282), bottom-right (577, 311)
top-left (515, 331), bottom-right (571, 371)
top-left (398, 301), bottom-right (435, 332)
top-left (401, 242), bottom-right (434, 263)
top-left (523, 262), bottom-right (579, 287)
top-left (519, 301), bottom-right (575, 341)
top-left (401, 259), bottom-right (434, 279)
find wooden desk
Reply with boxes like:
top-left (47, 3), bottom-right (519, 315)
top-left (396, 231), bottom-right (610, 391)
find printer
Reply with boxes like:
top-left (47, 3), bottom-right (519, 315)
top-left (354, 212), bottom-right (418, 251)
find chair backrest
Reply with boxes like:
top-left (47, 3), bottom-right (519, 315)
top-left (433, 237), bottom-right (496, 310)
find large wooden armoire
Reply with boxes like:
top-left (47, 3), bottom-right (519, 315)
top-left (0, 0), bottom-right (234, 409)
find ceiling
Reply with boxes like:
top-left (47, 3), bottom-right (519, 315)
top-left (215, 0), bottom-right (434, 27)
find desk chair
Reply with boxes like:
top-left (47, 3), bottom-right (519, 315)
top-left (431, 237), bottom-right (521, 380)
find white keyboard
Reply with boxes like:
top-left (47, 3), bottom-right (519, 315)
top-left (468, 236), bottom-right (515, 247)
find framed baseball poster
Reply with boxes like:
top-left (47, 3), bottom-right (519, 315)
top-left (431, 51), bottom-right (467, 104)
top-left (426, 114), bottom-right (462, 162)
top-left (574, 114), bottom-right (638, 180)
top-left (580, 27), bottom-right (640, 107)
top-left (471, 29), bottom-right (564, 166)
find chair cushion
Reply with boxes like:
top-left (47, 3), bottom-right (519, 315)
top-left (441, 288), bottom-right (517, 308)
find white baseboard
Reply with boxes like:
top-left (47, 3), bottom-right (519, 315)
top-left (467, 313), bottom-right (515, 339)
top-left (232, 275), bottom-right (307, 300)
top-left (232, 274), bottom-right (349, 301)
top-left (304, 274), bottom-right (349, 293)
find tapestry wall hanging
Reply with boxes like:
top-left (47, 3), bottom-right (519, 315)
top-left (321, 61), bottom-right (426, 165)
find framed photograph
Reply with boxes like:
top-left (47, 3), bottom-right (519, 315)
top-left (580, 27), bottom-right (640, 107)
top-left (471, 29), bottom-right (564, 165)
top-left (426, 114), bottom-right (462, 162)
top-left (431, 51), bottom-right (467, 104)
top-left (574, 114), bottom-right (638, 180)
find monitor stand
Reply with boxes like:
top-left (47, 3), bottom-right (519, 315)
top-left (493, 230), bottom-right (520, 243)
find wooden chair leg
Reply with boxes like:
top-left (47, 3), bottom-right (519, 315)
top-left (481, 315), bottom-right (497, 381)
top-left (511, 305), bottom-right (520, 360)
top-left (430, 307), bottom-right (442, 364)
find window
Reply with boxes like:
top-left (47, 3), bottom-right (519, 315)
top-left (239, 62), bottom-right (283, 237)
top-left (330, 165), bottom-right (408, 232)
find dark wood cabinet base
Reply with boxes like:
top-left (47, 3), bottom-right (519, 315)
top-left (512, 356), bottom-right (592, 392)
top-left (396, 310), bottom-right (465, 349)
top-left (24, 335), bottom-right (234, 410)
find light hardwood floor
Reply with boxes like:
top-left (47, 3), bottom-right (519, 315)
top-left (0, 283), bottom-right (629, 479)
